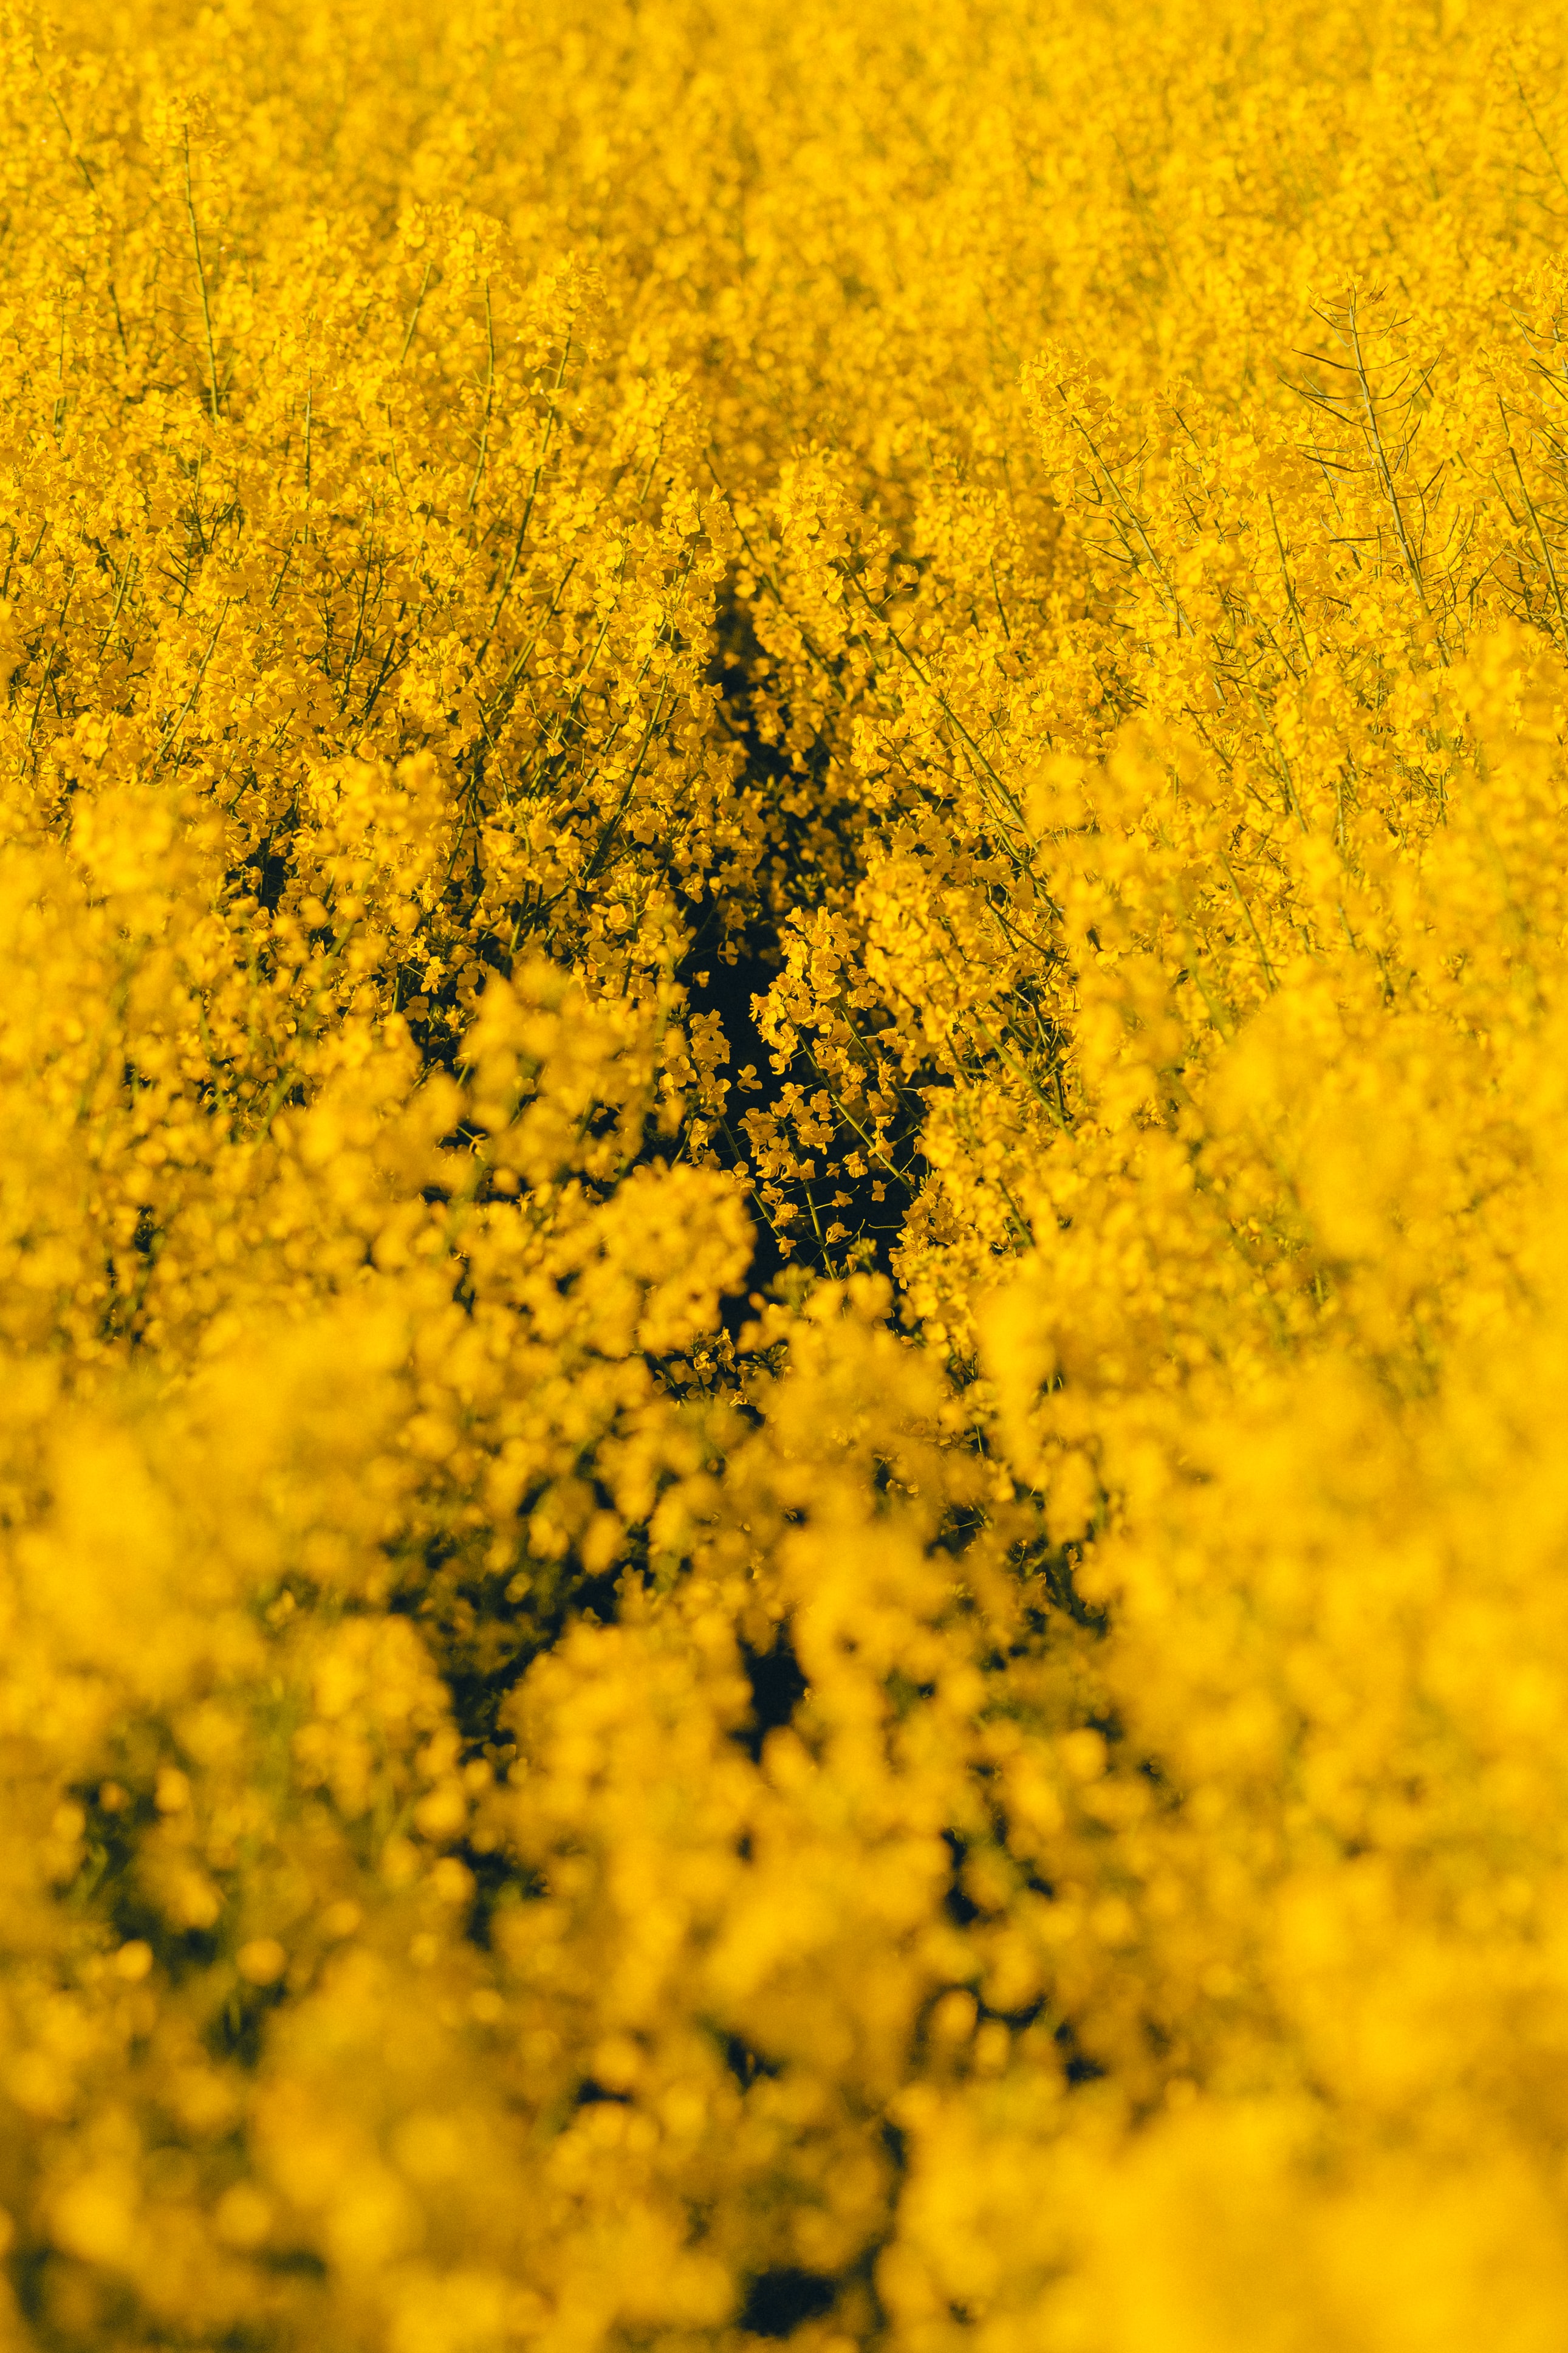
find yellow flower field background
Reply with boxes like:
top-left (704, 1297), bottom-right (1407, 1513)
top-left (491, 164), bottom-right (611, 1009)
top-left (4, 0), bottom-right (1568, 2343)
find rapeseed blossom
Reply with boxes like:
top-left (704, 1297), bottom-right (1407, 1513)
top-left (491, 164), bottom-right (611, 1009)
top-left (4, 0), bottom-right (1568, 2345)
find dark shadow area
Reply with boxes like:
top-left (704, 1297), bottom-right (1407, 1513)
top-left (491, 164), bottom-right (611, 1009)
top-left (720, 2030), bottom-right (782, 2089)
top-left (941, 1827), bottom-right (981, 1927)
top-left (736, 1625), bottom-right (809, 1761)
top-left (1056, 2018), bottom-right (1107, 2086)
top-left (740, 2269), bottom-right (838, 2338)
top-left (678, 937), bottom-right (792, 1317)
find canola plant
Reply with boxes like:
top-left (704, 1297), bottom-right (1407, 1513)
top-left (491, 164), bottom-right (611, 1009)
top-left (4, 0), bottom-right (1568, 2344)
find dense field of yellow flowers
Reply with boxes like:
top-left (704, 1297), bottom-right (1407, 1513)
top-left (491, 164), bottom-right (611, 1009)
top-left (9, 0), bottom-right (1568, 2343)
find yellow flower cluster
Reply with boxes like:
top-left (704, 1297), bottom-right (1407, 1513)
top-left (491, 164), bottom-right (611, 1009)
top-left (6, 0), bottom-right (1568, 2344)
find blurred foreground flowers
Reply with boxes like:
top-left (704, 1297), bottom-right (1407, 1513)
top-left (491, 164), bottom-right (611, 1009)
top-left (4, 0), bottom-right (1568, 2346)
